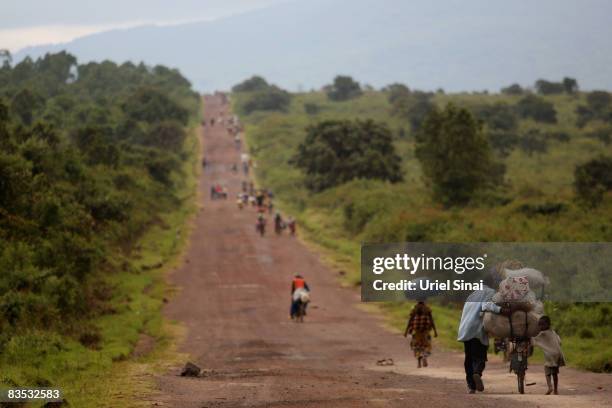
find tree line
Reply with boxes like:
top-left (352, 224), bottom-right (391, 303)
top-left (0, 51), bottom-right (199, 348)
top-left (233, 74), bottom-right (612, 208)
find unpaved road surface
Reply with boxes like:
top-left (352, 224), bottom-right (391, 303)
top-left (152, 95), bottom-right (611, 407)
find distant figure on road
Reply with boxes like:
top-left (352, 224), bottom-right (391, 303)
top-left (404, 301), bottom-right (437, 368)
top-left (290, 274), bottom-right (310, 319)
top-left (274, 212), bottom-right (284, 235)
top-left (287, 216), bottom-right (296, 236)
top-left (256, 213), bottom-right (266, 237)
top-left (256, 191), bottom-right (265, 207)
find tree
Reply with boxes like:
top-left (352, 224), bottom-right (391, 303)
top-left (122, 87), bottom-right (189, 125)
top-left (575, 91), bottom-right (612, 127)
top-left (562, 77), bottom-right (579, 94)
top-left (535, 79), bottom-right (565, 95)
top-left (145, 120), bottom-right (187, 152)
top-left (232, 76), bottom-right (269, 92)
top-left (515, 95), bottom-right (557, 123)
top-left (416, 104), bottom-right (502, 206)
top-left (385, 83), bottom-right (411, 104)
top-left (389, 89), bottom-right (435, 131)
top-left (11, 89), bottom-right (45, 125)
top-left (326, 75), bottom-right (362, 101)
top-left (472, 103), bottom-right (518, 131)
top-left (239, 86), bottom-right (291, 114)
top-left (0, 49), bottom-right (11, 67)
top-left (574, 156), bottom-right (612, 207)
top-left (586, 91), bottom-right (611, 112)
top-left (291, 119), bottom-right (402, 191)
top-left (501, 84), bottom-right (524, 95)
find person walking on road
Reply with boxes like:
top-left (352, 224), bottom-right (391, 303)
top-left (404, 301), bottom-right (437, 368)
top-left (457, 272), bottom-right (510, 394)
top-left (290, 274), bottom-right (310, 319)
top-left (532, 315), bottom-right (565, 395)
top-left (287, 216), bottom-right (296, 236)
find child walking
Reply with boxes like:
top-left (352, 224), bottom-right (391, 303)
top-left (532, 316), bottom-right (565, 395)
top-left (404, 301), bottom-right (437, 368)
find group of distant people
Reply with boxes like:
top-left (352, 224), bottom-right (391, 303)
top-left (206, 94), bottom-right (308, 323)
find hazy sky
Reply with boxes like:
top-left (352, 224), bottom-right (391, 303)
top-left (0, 0), bottom-right (289, 52)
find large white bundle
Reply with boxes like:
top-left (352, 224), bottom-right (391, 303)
top-left (503, 268), bottom-right (548, 289)
top-left (292, 288), bottom-right (309, 302)
top-left (483, 310), bottom-right (542, 338)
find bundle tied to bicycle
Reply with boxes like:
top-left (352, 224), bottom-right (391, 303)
top-left (483, 268), bottom-right (549, 338)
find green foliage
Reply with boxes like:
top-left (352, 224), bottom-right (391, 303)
top-left (386, 84), bottom-right (435, 131)
top-left (534, 78), bottom-right (578, 95)
top-left (122, 87), bottom-right (189, 125)
top-left (574, 156), bottom-right (612, 207)
top-left (535, 79), bottom-right (565, 95)
top-left (416, 104), bottom-right (503, 206)
top-left (562, 77), bottom-right (579, 94)
top-left (232, 75), bottom-right (269, 92)
top-left (241, 86), bottom-right (291, 114)
top-left (0, 52), bottom-right (198, 348)
top-left (575, 90), bottom-right (612, 127)
top-left (303, 102), bottom-right (321, 115)
top-left (233, 76), bottom-right (291, 114)
top-left (292, 119), bottom-right (403, 191)
top-left (501, 83), bottom-right (524, 95)
top-left (516, 94), bottom-right (557, 123)
top-left (326, 75), bottom-right (362, 101)
top-left (472, 102), bottom-right (518, 131)
top-left (240, 87), bottom-right (612, 372)
top-left (10, 88), bottom-right (45, 125)
top-left (518, 129), bottom-right (549, 156)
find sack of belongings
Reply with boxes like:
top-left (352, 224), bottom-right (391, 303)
top-left (484, 310), bottom-right (542, 338)
top-left (492, 276), bottom-right (538, 311)
top-left (484, 273), bottom-right (546, 338)
top-left (293, 288), bottom-right (310, 302)
top-left (502, 267), bottom-right (549, 290)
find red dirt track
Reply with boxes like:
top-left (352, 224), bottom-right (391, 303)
top-left (153, 96), bottom-right (611, 408)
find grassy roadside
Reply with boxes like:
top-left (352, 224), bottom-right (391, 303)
top-left (0, 120), bottom-right (201, 407)
top-left (239, 91), bottom-right (612, 372)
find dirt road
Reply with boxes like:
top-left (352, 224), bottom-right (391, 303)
top-left (153, 95), bottom-right (611, 407)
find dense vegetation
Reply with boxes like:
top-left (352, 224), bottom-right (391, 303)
top-left (235, 75), bottom-right (612, 372)
top-left (325, 75), bottom-right (363, 102)
top-left (232, 75), bottom-right (291, 115)
top-left (0, 51), bottom-right (199, 401)
top-left (291, 119), bottom-right (402, 191)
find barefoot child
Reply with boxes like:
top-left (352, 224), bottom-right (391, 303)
top-left (404, 301), bottom-right (437, 368)
top-left (532, 316), bottom-right (565, 395)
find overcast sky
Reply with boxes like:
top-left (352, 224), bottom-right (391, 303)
top-left (0, 0), bottom-right (289, 52)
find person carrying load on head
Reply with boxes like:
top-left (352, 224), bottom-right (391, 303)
top-left (290, 274), bottom-right (310, 319)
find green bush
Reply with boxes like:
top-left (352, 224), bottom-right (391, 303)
top-left (292, 119), bottom-right (403, 191)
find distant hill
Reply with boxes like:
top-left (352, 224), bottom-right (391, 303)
top-left (14, 0), bottom-right (612, 92)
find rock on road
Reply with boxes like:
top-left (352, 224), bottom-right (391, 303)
top-left (153, 95), bottom-right (611, 408)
